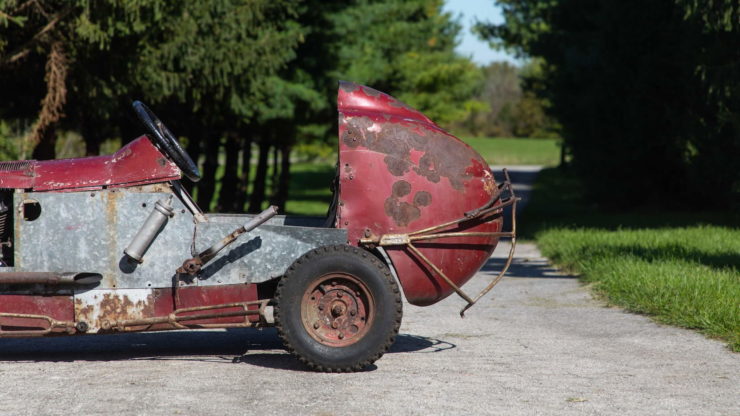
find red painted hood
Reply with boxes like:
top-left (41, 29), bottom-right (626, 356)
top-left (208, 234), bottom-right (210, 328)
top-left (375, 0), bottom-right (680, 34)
top-left (336, 82), bottom-right (502, 306)
top-left (0, 136), bottom-right (181, 191)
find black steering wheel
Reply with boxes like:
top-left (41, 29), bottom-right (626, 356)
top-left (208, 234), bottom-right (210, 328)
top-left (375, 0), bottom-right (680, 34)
top-left (132, 101), bottom-right (201, 182)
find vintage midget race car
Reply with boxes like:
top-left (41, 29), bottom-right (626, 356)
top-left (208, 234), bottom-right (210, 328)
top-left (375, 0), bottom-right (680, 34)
top-left (0, 82), bottom-right (516, 371)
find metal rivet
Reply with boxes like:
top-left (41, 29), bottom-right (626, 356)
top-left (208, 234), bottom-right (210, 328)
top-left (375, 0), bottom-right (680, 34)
top-left (338, 332), bottom-right (344, 339)
top-left (318, 304), bottom-right (324, 311)
top-left (337, 292), bottom-right (343, 298)
top-left (314, 322), bottom-right (320, 329)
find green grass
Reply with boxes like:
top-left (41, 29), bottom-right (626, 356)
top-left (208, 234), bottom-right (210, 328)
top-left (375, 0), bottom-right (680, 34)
top-left (462, 137), bottom-right (562, 166)
top-left (524, 168), bottom-right (740, 351)
top-left (285, 162), bottom-right (335, 216)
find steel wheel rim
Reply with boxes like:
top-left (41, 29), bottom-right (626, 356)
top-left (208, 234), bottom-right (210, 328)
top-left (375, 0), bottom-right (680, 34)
top-left (301, 273), bottom-right (375, 347)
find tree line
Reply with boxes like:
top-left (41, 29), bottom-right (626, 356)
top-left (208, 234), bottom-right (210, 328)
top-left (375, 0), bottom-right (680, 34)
top-left (478, 0), bottom-right (739, 208)
top-left (0, 0), bottom-right (554, 214)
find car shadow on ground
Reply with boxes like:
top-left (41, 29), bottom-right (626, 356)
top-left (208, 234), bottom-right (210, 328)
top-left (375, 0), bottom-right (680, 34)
top-left (0, 329), bottom-right (455, 372)
top-left (481, 251), bottom-right (576, 279)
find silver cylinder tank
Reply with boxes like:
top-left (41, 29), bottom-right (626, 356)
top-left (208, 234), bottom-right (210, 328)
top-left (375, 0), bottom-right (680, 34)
top-left (124, 197), bottom-right (174, 263)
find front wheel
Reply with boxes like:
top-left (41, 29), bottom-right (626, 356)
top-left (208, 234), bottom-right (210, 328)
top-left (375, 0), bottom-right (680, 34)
top-left (274, 245), bottom-right (402, 372)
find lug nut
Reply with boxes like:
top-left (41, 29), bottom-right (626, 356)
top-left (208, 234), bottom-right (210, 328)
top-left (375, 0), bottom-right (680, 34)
top-left (338, 332), bottom-right (344, 340)
top-left (337, 292), bottom-right (343, 298)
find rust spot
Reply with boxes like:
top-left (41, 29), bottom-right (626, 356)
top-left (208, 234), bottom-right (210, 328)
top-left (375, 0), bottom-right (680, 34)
top-left (384, 155), bottom-right (412, 176)
top-left (385, 180), bottom-right (423, 226)
top-left (341, 126), bottom-right (361, 149)
top-left (413, 191), bottom-right (432, 207)
top-left (384, 199), bottom-right (420, 227)
top-left (414, 153), bottom-right (441, 184)
top-left (392, 180), bottom-right (411, 197)
top-left (341, 116), bottom-right (482, 190)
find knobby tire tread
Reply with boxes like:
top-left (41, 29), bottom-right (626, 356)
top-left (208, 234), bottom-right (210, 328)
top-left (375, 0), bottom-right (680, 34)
top-left (274, 245), bottom-right (402, 372)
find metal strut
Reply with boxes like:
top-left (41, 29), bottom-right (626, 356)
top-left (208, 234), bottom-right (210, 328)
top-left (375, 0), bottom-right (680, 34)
top-left (359, 169), bottom-right (520, 317)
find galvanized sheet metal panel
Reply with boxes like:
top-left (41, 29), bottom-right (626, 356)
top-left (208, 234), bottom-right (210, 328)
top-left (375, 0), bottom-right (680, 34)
top-left (13, 187), bottom-right (346, 289)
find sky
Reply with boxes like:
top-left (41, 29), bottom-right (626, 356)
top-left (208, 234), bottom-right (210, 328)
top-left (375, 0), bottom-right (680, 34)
top-left (442, 0), bottom-right (518, 65)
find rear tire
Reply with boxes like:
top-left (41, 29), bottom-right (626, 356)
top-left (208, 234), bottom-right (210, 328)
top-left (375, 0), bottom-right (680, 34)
top-left (274, 245), bottom-right (402, 372)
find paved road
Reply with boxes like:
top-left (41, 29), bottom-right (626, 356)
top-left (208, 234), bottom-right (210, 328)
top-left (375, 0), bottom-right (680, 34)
top-left (0, 167), bottom-right (737, 415)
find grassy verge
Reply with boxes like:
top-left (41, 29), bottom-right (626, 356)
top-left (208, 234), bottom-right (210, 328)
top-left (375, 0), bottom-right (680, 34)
top-left (524, 168), bottom-right (740, 351)
top-left (462, 137), bottom-right (561, 166)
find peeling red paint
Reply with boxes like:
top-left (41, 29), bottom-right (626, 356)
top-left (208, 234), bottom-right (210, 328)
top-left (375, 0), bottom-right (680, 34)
top-left (0, 137), bottom-right (181, 191)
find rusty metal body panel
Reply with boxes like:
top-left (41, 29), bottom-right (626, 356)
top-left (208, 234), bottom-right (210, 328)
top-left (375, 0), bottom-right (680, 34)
top-left (336, 82), bottom-right (503, 306)
top-left (0, 136), bottom-right (181, 191)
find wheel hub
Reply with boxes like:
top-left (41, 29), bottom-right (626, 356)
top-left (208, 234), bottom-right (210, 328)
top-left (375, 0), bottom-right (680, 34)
top-left (301, 274), bottom-right (374, 346)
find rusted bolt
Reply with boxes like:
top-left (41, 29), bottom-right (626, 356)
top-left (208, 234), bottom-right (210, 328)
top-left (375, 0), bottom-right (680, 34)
top-left (332, 305), bottom-right (344, 317)
top-left (364, 229), bottom-right (372, 237)
top-left (350, 310), bottom-right (356, 316)
top-left (338, 332), bottom-right (344, 340)
top-left (331, 281), bottom-right (337, 286)
top-left (331, 321), bottom-right (338, 329)
top-left (318, 304), bottom-right (324, 311)
top-left (337, 292), bottom-right (343, 298)
top-left (313, 322), bottom-right (320, 329)
top-left (75, 321), bottom-right (89, 333)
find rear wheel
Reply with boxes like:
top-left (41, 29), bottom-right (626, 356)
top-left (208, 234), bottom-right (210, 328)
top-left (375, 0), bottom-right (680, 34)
top-left (275, 245), bottom-right (402, 372)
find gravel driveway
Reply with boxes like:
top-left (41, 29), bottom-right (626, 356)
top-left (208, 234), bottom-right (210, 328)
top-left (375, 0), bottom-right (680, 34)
top-left (0, 167), bottom-right (736, 415)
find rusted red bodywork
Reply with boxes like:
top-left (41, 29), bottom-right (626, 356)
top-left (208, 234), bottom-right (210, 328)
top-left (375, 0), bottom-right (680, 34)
top-left (0, 284), bottom-right (261, 335)
top-left (0, 82), bottom-right (511, 342)
top-left (0, 136), bottom-right (180, 191)
top-left (336, 82), bottom-right (503, 306)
